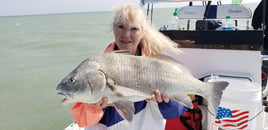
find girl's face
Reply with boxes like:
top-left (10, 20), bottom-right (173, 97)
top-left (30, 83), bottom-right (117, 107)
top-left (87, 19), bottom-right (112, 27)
top-left (113, 21), bottom-right (143, 55)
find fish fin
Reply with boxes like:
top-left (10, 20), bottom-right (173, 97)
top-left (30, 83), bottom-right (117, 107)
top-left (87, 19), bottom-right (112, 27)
top-left (114, 100), bottom-right (135, 121)
top-left (106, 77), bottom-right (117, 91)
top-left (150, 54), bottom-right (192, 73)
top-left (206, 81), bottom-right (229, 116)
top-left (114, 85), bottom-right (149, 97)
top-left (172, 95), bottom-right (193, 108)
top-left (106, 77), bottom-right (150, 99)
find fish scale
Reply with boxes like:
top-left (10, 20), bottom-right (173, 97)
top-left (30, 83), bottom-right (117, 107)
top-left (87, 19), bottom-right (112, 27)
top-left (57, 51), bottom-right (229, 121)
top-left (105, 54), bottom-right (191, 93)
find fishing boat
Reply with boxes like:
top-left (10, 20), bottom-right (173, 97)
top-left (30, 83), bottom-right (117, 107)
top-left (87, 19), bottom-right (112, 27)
top-left (142, 0), bottom-right (267, 129)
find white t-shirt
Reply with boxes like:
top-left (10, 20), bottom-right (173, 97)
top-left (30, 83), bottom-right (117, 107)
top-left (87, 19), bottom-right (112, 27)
top-left (65, 102), bottom-right (166, 130)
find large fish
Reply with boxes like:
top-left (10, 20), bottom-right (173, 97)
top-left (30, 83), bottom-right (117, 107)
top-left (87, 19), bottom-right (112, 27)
top-left (56, 51), bottom-right (228, 121)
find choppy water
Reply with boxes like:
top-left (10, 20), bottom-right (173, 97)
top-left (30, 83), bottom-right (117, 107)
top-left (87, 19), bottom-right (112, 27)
top-left (0, 3), bottom-right (258, 130)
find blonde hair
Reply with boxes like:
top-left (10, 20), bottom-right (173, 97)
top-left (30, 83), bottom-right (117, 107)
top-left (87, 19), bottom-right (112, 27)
top-left (113, 4), bottom-right (179, 56)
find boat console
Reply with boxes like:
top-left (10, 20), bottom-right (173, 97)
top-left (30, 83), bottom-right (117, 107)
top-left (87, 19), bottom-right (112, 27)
top-left (143, 0), bottom-right (267, 129)
top-left (161, 30), bottom-right (263, 50)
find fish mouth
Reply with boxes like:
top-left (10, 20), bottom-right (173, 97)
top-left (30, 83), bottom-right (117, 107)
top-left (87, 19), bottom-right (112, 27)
top-left (57, 92), bottom-right (73, 105)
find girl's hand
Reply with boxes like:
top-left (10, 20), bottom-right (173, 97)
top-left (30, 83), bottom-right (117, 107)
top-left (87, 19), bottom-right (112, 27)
top-left (146, 89), bottom-right (170, 103)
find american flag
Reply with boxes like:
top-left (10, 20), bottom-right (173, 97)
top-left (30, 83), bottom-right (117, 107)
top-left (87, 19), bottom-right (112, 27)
top-left (214, 107), bottom-right (249, 129)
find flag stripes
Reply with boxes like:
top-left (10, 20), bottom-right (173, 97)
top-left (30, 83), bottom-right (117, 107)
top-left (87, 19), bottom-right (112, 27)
top-left (214, 107), bottom-right (249, 129)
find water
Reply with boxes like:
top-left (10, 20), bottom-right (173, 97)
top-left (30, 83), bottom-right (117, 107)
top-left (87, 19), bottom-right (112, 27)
top-left (0, 12), bottom-right (114, 130)
top-left (0, 3), bottom-right (258, 130)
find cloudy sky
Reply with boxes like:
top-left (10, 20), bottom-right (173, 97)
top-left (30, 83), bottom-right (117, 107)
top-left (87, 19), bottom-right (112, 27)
top-left (0, 0), bottom-right (261, 16)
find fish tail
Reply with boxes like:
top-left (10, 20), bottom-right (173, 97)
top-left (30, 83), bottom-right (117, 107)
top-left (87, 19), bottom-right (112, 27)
top-left (206, 81), bottom-right (229, 116)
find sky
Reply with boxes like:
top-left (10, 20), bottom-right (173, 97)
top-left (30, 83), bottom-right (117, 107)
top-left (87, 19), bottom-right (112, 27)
top-left (0, 0), bottom-right (139, 16)
top-left (0, 0), bottom-right (261, 16)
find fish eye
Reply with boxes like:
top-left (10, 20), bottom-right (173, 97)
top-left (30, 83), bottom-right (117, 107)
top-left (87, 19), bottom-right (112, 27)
top-left (69, 77), bottom-right (75, 83)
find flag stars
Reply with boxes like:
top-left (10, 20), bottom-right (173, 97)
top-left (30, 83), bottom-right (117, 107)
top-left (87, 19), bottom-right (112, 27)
top-left (216, 107), bottom-right (233, 119)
